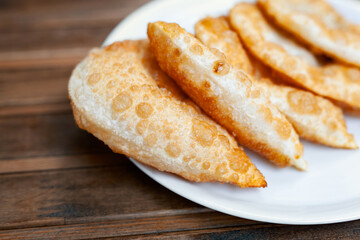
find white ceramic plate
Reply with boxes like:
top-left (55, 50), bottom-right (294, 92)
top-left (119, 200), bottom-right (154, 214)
top-left (103, 0), bottom-right (360, 225)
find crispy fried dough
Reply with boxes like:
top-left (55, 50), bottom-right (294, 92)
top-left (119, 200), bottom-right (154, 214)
top-left (195, 16), bottom-right (254, 75)
top-left (148, 21), bottom-right (307, 170)
top-left (196, 16), bottom-right (357, 149)
top-left (68, 40), bottom-right (266, 188)
top-left (229, 3), bottom-right (360, 113)
top-left (258, 0), bottom-right (360, 67)
top-left (258, 79), bottom-right (357, 149)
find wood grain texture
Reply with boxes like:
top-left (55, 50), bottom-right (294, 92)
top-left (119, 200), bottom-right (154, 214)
top-left (0, 102), bottom-right (71, 117)
top-left (121, 221), bottom-right (360, 239)
top-left (0, 48), bottom-right (87, 70)
top-left (0, 212), bottom-right (257, 239)
top-left (0, 153), bottom-right (121, 174)
top-left (0, 0), bottom-right (149, 52)
top-left (0, 113), bottom-right (111, 160)
top-left (0, 67), bottom-right (71, 106)
top-left (0, 0), bottom-right (149, 31)
top-left (1, 0), bottom-right (360, 239)
top-left (0, 162), bottom-right (211, 230)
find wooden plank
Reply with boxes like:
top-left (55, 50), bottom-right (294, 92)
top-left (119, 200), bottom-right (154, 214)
top-left (0, 55), bottom-right (82, 70)
top-left (0, 0), bottom-right (150, 53)
top-left (0, 0), bottom-right (151, 109)
top-left (3, 212), bottom-right (360, 240)
top-left (0, 153), bottom-right (121, 174)
top-left (0, 211), bottom-right (257, 239)
top-left (0, 48), bottom-right (87, 70)
top-left (0, 0), bottom-right (150, 32)
top-left (1, 27), bottom-right (112, 53)
top-left (0, 113), bottom-right (111, 160)
top-left (0, 63), bottom-right (73, 116)
top-left (0, 102), bottom-right (71, 117)
top-left (0, 163), bottom-right (211, 230)
top-left (0, 72), bottom-right (69, 106)
top-left (122, 221), bottom-right (360, 240)
top-left (0, 48), bottom-right (88, 62)
top-left (0, 66), bottom-right (72, 106)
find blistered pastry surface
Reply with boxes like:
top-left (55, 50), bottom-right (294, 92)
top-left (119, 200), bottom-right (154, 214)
top-left (68, 39), bottom-right (266, 187)
top-left (195, 16), bottom-right (254, 75)
top-left (148, 22), bottom-right (307, 170)
top-left (229, 3), bottom-right (360, 111)
top-left (258, 0), bottom-right (360, 67)
top-left (196, 16), bottom-right (356, 149)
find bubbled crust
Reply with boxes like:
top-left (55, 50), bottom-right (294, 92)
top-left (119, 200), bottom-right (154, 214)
top-left (195, 17), bottom-right (254, 75)
top-left (258, 0), bottom-right (360, 67)
top-left (148, 22), bottom-right (307, 170)
top-left (258, 79), bottom-right (357, 149)
top-left (229, 3), bottom-right (360, 112)
top-left (195, 16), bottom-right (357, 149)
top-left (68, 39), bottom-right (266, 188)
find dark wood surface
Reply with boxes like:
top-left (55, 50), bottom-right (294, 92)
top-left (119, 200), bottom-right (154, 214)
top-left (1, 0), bottom-right (359, 239)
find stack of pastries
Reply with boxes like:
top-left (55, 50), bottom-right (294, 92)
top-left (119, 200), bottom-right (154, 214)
top-left (68, 0), bottom-right (359, 188)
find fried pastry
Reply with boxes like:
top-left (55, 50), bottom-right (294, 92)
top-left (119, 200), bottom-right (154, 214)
top-left (258, 79), bottom-right (357, 149)
top-left (148, 21), bottom-right (307, 170)
top-left (68, 39), bottom-right (266, 188)
top-left (195, 16), bottom-right (357, 149)
top-left (229, 3), bottom-right (360, 112)
top-left (258, 0), bottom-right (360, 67)
top-left (195, 16), bottom-right (254, 75)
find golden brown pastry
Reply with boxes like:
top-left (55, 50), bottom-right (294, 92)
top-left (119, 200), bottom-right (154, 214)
top-left (258, 79), bottom-right (357, 149)
top-left (195, 16), bottom-right (357, 149)
top-left (148, 21), bottom-right (307, 170)
top-left (258, 0), bottom-right (360, 67)
top-left (195, 16), bottom-right (254, 75)
top-left (229, 3), bottom-right (360, 113)
top-left (68, 39), bottom-right (266, 188)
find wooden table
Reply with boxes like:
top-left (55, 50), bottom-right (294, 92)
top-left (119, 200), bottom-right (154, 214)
top-left (1, 0), bottom-right (359, 239)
